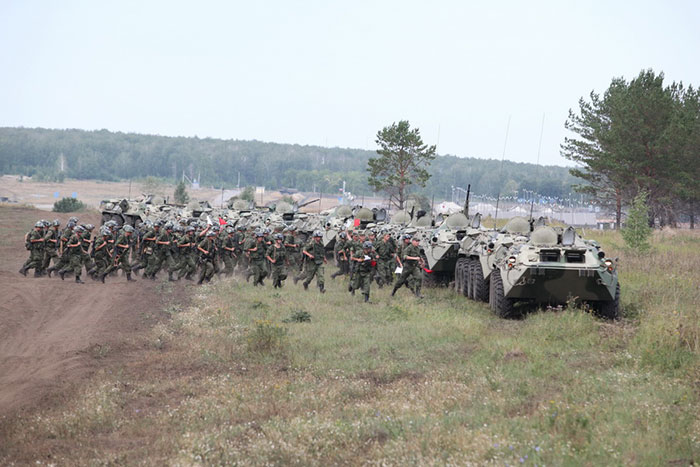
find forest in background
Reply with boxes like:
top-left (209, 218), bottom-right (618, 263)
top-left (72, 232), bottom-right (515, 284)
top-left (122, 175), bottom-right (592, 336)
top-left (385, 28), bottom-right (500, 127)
top-left (0, 127), bottom-right (581, 202)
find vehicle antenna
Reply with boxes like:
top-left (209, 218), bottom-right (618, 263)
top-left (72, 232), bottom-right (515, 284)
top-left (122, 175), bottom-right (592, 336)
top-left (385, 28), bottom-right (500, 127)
top-left (493, 116), bottom-right (511, 228)
top-left (529, 114), bottom-right (545, 223)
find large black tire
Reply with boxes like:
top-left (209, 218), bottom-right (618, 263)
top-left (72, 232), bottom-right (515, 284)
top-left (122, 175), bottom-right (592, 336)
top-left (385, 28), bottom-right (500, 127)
top-left (596, 282), bottom-right (621, 320)
top-left (489, 269), bottom-right (517, 318)
top-left (471, 259), bottom-right (490, 302)
top-left (461, 259), bottom-right (470, 297)
top-left (455, 257), bottom-right (465, 294)
top-left (465, 258), bottom-right (474, 298)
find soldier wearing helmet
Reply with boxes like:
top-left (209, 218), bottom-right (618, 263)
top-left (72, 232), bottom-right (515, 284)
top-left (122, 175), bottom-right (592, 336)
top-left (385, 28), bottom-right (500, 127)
top-left (40, 219), bottom-right (62, 274)
top-left (295, 230), bottom-right (326, 293)
top-left (246, 230), bottom-right (268, 286)
top-left (100, 225), bottom-right (136, 283)
top-left (284, 225), bottom-right (301, 273)
top-left (331, 230), bottom-right (349, 280)
top-left (19, 221), bottom-right (46, 277)
top-left (374, 231), bottom-right (396, 288)
top-left (175, 225), bottom-right (197, 280)
top-left (58, 225), bottom-right (86, 283)
top-left (89, 227), bottom-right (113, 280)
top-left (221, 226), bottom-right (237, 277)
top-left (391, 236), bottom-right (424, 298)
top-left (196, 230), bottom-right (217, 284)
top-left (352, 240), bottom-right (377, 302)
top-left (266, 232), bottom-right (288, 288)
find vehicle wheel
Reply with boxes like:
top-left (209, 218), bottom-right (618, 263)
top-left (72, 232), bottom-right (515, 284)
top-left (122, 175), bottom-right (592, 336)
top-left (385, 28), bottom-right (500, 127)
top-left (596, 282), bottom-right (620, 320)
top-left (490, 269), bottom-right (517, 318)
top-left (471, 259), bottom-right (489, 302)
top-left (454, 257), bottom-right (465, 294)
top-left (462, 258), bottom-right (472, 298)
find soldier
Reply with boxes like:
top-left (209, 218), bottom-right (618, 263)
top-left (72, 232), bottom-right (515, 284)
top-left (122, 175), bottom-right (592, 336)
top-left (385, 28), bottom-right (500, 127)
top-left (42, 219), bottom-right (61, 273)
top-left (221, 227), bottom-right (237, 277)
top-left (131, 220), bottom-right (152, 275)
top-left (47, 221), bottom-right (74, 277)
top-left (80, 224), bottom-right (96, 278)
top-left (89, 227), bottom-right (113, 279)
top-left (391, 236), bottom-right (424, 298)
top-left (266, 233), bottom-right (288, 288)
top-left (374, 231), bottom-right (396, 287)
top-left (197, 230), bottom-right (217, 284)
top-left (232, 225), bottom-right (245, 273)
top-left (330, 231), bottom-right (349, 279)
top-left (19, 221), bottom-right (46, 277)
top-left (247, 231), bottom-right (267, 286)
top-left (142, 221), bottom-right (161, 278)
top-left (58, 225), bottom-right (86, 283)
top-left (284, 226), bottom-right (301, 272)
top-left (352, 241), bottom-right (377, 302)
top-left (176, 226), bottom-right (198, 280)
top-left (296, 230), bottom-right (326, 293)
top-left (100, 225), bottom-right (137, 282)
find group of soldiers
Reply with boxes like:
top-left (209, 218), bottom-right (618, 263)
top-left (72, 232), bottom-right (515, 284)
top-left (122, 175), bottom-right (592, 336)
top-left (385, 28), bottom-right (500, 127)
top-left (20, 216), bottom-right (427, 302)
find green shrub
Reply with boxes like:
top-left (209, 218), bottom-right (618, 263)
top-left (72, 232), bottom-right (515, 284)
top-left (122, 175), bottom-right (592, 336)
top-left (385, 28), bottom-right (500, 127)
top-left (622, 191), bottom-right (652, 252)
top-left (282, 310), bottom-right (311, 323)
top-left (246, 319), bottom-right (287, 354)
top-left (53, 197), bottom-right (87, 213)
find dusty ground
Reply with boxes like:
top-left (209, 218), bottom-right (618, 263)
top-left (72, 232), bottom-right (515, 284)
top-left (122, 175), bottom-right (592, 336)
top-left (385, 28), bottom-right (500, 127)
top-left (0, 205), bottom-right (189, 418)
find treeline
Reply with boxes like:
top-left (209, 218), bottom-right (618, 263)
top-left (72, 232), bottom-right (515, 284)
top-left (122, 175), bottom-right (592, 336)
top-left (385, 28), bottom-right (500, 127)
top-left (0, 127), bottom-right (580, 200)
top-left (563, 69), bottom-right (699, 227)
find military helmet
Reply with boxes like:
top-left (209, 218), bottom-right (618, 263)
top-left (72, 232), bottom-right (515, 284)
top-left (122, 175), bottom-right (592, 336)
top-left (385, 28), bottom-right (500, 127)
top-left (313, 230), bottom-right (323, 237)
top-left (363, 241), bottom-right (373, 249)
top-left (339, 231), bottom-right (347, 238)
top-left (69, 216), bottom-right (79, 223)
top-left (66, 221), bottom-right (76, 228)
top-left (123, 225), bottom-right (134, 233)
top-left (186, 226), bottom-right (195, 233)
top-left (255, 231), bottom-right (265, 238)
top-left (52, 219), bottom-right (61, 226)
top-left (226, 227), bottom-right (234, 234)
top-left (74, 225), bottom-right (85, 232)
top-left (264, 227), bottom-right (271, 235)
top-left (34, 221), bottom-right (44, 228)
top-left (206, 230), bottom-right (216, 237)
top-left (100, 227), bottom-right (110, 236)
top-left (274, 233), bottom-right (284, 240)
top-left (403, 234), bottom-right (412, 240)
top-left (85, 224), bottom-right (94, 230)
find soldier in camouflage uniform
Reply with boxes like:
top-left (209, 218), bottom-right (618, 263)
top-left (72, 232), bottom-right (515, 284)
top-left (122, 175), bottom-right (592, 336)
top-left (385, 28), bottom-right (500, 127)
top-left (141, 221), bottom-right (161, 279)
top-left (47, 221), bottom-right (75, 277)
top-left (391, 236), bottom-right (424, 298)
top-left (89, 227), bottom-right (113, 278)
top-left (80, 224), bottom-right (96, 278)
top-left (247, 231), bottom-right (268, 286)
top-left (19, 221), bottom-right (46, 277)
top-left (58, 225), bottom-right (86, 283)
top-left (296, 230), bottom-right (326, 293)
top-left (100, 225), bottom-right (137, 282)
top-left (284, 226), bottom-right (301, 272)
top-left (197, 230), bottom-right (217, 284)
top-left (176, 226), bottom-right (198, 280)
top-left (374, 231), bottom-right (396, 287)
top-left (42, 220), bottom-right (61, 273)
top-left (352, 241), bottom-right (377, 302)
top-left (330, 231), bottom-right (349, 279)
top-left (266, 233), bottom-right (288, 288)
top-left (221, 227), bottom-right (237, 277)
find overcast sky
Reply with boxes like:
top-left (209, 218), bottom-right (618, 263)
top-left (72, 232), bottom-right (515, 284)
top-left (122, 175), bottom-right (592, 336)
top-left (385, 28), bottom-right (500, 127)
top-left (1, 0), bottom-right (698, 166)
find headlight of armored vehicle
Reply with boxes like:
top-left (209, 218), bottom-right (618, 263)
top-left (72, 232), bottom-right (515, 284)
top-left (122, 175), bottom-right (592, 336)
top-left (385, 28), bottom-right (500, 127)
top-left (507, 256), bottom-right (517, 268)
top-left (603, 258), bottom-right (614, 271)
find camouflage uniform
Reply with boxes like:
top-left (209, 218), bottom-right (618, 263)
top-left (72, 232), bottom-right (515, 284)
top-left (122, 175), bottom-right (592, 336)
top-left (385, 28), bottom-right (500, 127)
top-left (299, 234), bottom-right (326, 292)
top-left (100, 229), bottom-right (135, 281)
top-left (354, 243), bottom-right (377, 302)
top-left (266, 238), bottom-right (287, 288)
top-left (20, 226), bottom-right (45, 276)
top-left (59, 230), bottom-right (85, 283)
top-left (247, 235), bottom-right (267, 286)
top-left (374, 235), bottom-right (396, 287)
top-left (392, 241), bottom-right (423, 297)
top-left (42, 225), bottom-right (60, 271)
top-left (197, 235), bottom-right (216, 284)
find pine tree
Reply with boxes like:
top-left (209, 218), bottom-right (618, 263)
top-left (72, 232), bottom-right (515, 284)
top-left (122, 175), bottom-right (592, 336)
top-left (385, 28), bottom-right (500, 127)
top-left (174, 181), bottom-right (190, 204)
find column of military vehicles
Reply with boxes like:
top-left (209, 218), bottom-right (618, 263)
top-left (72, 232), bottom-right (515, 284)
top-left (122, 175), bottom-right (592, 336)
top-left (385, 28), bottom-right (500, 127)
top-left (100, 193), bottom-right (620, 319)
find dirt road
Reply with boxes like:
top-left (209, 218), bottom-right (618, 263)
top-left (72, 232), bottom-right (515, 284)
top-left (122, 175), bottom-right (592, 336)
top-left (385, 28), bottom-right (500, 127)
top-left (0, 205), bottom-right (178, 416)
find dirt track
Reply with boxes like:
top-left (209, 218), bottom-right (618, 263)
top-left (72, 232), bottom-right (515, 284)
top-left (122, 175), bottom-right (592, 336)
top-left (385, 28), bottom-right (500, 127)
top-left (0, 205), bottom-right (177, 416)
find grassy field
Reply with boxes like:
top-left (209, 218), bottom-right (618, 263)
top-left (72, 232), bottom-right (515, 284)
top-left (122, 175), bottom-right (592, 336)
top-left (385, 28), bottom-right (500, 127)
top-left (2, 229), bottom-right (698, 465)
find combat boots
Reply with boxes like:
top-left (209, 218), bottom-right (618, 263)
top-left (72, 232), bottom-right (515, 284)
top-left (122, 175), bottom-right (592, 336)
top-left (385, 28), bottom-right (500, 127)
top-left (168, 271), bottom-right (176, 282)
top-left (319, 285), bottom-right (325, 294)
top-left (126, 273), bottom-right (136, 282)
top-left (75, 275), bottom-right (84, 284)
top-left (59, 270), bottom-right (66, 280)
top-left (18, 267), bottom-right (27, 277)
top-left (391, 286), bottom-right (398, 296)
top-left (364, 294), bottom-right (369, 303)
top-left (99, 272), bottom-right (107, 283)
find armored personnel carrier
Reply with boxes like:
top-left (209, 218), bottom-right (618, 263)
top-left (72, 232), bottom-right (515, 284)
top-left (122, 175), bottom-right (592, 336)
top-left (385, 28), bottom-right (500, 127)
top-left (488, 225), bottom-right (620, 318)
top-left (420, 211), bottom-right (472, 285)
